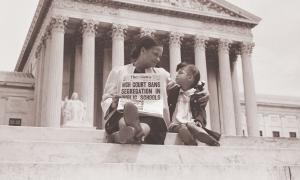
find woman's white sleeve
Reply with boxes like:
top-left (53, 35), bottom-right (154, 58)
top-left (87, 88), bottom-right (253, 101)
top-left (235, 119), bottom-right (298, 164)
top-left (101, 68), bottom-right (119, 115)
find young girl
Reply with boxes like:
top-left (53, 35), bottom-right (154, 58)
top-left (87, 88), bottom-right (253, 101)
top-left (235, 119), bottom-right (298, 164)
top-left (168, 62), bottom-right (220, 146)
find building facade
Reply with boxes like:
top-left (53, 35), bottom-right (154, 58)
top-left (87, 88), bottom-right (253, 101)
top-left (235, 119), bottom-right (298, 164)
top-left (14, 0), bottom-right (262, 136)
top-left (0, 72), bottom-right (34, 126)
top-left (241, 95), bottom-right (300, 138)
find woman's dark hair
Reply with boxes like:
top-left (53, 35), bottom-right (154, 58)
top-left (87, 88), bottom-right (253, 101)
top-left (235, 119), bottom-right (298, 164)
top-left (131, 36), bottom-right (161, 59)
top-left (176, 62), bottom-right (201, 88)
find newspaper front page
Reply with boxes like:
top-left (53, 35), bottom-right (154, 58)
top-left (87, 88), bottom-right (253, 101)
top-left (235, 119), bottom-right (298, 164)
top-left (117, 74), bottom-right (164, 118)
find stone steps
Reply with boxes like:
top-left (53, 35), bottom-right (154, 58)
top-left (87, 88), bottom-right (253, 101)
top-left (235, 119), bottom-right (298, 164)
top-left (1, 125), bottom-right (300, 148)
top-left (0, 140), bottom-right (299, 180)
top-left (0, 125), bottom-right (106, 143)
top-left (0, 125), bottom-right (300, 180)
top-left (0, 140), bottom-right (299, 165)
top-left (0, 162), bottom-right (298, 180)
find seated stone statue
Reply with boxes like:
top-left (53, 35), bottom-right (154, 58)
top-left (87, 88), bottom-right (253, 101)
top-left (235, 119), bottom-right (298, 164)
top-left (62, 92), bottom-right (89, 127)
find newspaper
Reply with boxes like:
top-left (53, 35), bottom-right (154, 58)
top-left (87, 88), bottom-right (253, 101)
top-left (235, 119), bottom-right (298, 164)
top-left (117, 74), bottom-right (164, 118)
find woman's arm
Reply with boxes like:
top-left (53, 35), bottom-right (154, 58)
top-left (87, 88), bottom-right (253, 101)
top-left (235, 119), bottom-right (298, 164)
top-left (101, 68), bottom-right (120, 116)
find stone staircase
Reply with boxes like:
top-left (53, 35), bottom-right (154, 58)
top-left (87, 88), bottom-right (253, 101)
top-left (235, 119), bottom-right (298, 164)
top-left (0, 125), bottom-right (299, 180)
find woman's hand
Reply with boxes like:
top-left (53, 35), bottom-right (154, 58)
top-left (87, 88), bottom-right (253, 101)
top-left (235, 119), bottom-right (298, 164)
top-left (111, 95), bottom-right (121, 109)
top-left (167, 78), bottom-right (177, 90)
top-left (193, 90), bottom-right (209, 107)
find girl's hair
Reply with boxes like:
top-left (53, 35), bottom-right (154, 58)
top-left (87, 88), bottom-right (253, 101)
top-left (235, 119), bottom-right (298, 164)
top-left (176, 62), bottom-right (201, 88)
top-left (131, 36), bottom-right (161, 59)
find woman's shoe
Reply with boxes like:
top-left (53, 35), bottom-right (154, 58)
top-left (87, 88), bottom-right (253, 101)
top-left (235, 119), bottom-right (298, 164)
top-left (123, 102), bottom-right (144, 139)
top-left (118, 126), bottom-right (135, 144)
top-left (203, 127), bottom-right (221, 141)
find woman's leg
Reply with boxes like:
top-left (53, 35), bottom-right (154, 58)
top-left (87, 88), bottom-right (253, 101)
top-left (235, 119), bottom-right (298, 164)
top-left (140, 123), bottom-right (151, 139)
top-left (117, 118), bottom-right (150, 143)
top-left (116, 102), bottom-right (151, 143)
top-left (140, 116), bottom-right (167, 145)
top-left (116, 118), bottom-right (136, 144)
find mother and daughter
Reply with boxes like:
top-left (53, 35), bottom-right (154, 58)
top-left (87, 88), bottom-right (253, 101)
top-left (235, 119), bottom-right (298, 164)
top-left (101, 36), bottom-right (220, 146)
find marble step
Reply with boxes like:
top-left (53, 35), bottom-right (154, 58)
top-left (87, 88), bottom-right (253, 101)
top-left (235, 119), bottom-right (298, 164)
top-left (0, 125), bottom-right (106, 143)
top-left (0, 140), bottom-right (299, 166)
top-left (0, 162), bottom-right (298, 180)
top-left (1, 126), bottom-right (300, 180)
top-left (0, 125), bottom-right (300, 148)
top-left (0, 140), bottom-right (299, 180)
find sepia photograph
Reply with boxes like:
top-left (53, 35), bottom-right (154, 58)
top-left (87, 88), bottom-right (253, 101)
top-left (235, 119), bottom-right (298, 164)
top-left (0, 0), bottom-right (299, 179)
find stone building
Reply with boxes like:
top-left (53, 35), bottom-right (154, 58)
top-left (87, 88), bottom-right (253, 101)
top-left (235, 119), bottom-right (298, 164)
top-left (241, 95), bottom-right (300, 138)
top-left (0, 72), bottom-right (34, 126)
top-left (1, 1), bottom-right (300, 179)
top-left (14, 0), bottom-right (261, 137)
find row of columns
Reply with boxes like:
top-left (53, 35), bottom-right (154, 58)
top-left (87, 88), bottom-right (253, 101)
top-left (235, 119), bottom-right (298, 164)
top-left (36, 16), bottom-right (259, 136)
top-left (168, 34), bottom-right (258, 136)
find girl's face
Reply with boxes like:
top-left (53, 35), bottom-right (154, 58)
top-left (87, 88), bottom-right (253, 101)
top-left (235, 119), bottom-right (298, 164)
top-left (175, 67), bottom-right (194, 90)
top-left (140, 46), bottom-right (163, 68)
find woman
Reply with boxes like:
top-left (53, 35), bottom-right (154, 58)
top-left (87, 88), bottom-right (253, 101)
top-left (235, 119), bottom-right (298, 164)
top-left (101, 36), bottom-right (172, 144)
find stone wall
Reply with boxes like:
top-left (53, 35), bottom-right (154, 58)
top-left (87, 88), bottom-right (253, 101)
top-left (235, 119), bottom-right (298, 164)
top-left (0, 71), bottom-right (34, 126)
top-left (241, 95), bottom-right (300, 138)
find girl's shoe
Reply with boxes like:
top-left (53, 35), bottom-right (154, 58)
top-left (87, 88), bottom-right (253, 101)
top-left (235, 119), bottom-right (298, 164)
top-left (187, 123), bottom-right (220, 146)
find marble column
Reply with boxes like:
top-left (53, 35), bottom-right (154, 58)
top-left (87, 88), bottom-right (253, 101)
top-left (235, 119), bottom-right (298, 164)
top-left (40, 30), bottom-right (52, 127)
top-left (217, 68), bottom-right (225, 134)
top-left (112, 24), bottom-right (127, 68)
top-left (241, 42), bottom-right (259, 137)
top-left (207, 62), bottom-right (221, 133)
top-left (218, 39), bottom-right (236, 136)
top-left (140, 28), bottom-right (156, 37)
top-left (43, 16), bottom-right (68, 127)
top-left (34, 42), bottom-right (45, 126)
top-left (230, 53), bottom-right (243, 136)
top-left (73, 38), bottom-right (82, 94)
top-left (169, 32), bottom-right (183, 78)
top-left (194, 35), bottom-right (211, 129)
top-left (103, 47), bottom-right (112, 91)
top-left (80, 20), bottom-right (97, 127)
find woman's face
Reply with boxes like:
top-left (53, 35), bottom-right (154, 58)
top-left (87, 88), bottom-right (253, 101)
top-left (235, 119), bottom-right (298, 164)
top-left (141, 46), bottom-right (163, 68)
